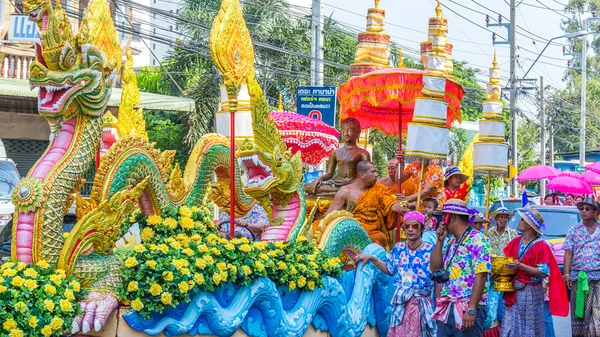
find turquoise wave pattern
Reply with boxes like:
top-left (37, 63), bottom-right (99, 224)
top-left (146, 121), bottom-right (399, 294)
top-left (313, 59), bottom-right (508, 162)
top-left (123, 244), bottom-right (394, 337)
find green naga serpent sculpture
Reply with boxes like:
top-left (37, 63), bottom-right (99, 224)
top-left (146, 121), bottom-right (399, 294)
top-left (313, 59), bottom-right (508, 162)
top-left (13, 0), bottom-right (253, 333)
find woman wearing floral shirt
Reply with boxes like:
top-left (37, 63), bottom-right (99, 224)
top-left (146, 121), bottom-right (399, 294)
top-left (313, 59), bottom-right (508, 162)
top-left (356, 211), bottom-right (436, 337)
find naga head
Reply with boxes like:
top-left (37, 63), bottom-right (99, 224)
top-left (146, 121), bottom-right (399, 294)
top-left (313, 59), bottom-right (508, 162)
top-left (236, 80), bottom-right (303, 204)
top-left (23, 0), bottom-right (51, 24)
top-left (27, 0), bottom-right (121, 122)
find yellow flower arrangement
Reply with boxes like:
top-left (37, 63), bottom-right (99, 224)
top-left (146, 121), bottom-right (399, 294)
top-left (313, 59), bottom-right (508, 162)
top-left (29, 316), bottom-right (39, 328)
top-left (124, 257), bottom-right (138, 268)
top-left (150, 283), bottom-right (163, 296)
top-left (131, 298), bottom-right (144, 311)
top-left (161, 292), bottom-right (173, 305)
top-left (163, 271), bottom-right (174, 281)
top-left (140, 227), bottom-right (155, 242)
top-left (24, 279), bottom-right (37, 290)
top-left (179, 206), bottom-right (193, 217)
top-left (180, 216), bottom-right (194, 230)
top-left (59, 299), bottom-right (72, 312)
top-left (164, 217), bottom-right (178, 229)
top-left (147, 215), bottom-right (162, 226)
top-left (178, 281), bottom-right (190, 294)
top-left (117, 205), bottom-right (343, 319)
top-left (8, 329), bottom-right (23, 337)
top-left (133, 245), bottom-right (147, 253)
top-left (23, 268), bottom-right (37, 278)
top-left (11, 276), bottom-right (24, 287)
top-left (43, 284), bottom-right (57, 295)
top-left (127, 281), bottom-right (138, 292)
top-left (49, 317), bottom-right (63, 330)
top-left (0, 260), bottom-right (84, 337)
top-left (44, 299), bottom-right (55, 312)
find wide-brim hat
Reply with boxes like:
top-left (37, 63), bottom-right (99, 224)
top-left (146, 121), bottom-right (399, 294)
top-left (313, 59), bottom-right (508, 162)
top-left (441, 198), bottom-right (472, 216)
top-left (490, 207), bottom-right (514, 219)
top-left (474, 213), bottom-right (490, 223)
top-left (444, 166), bottom-right (468, 187)
top-left (576, 197), bottom-right (600, 212)
top-left (517, 208), bottom-right (546, 235)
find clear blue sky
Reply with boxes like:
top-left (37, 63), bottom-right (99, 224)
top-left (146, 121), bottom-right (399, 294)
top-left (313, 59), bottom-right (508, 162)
top-left (289, 0), bottom-right (577, 119)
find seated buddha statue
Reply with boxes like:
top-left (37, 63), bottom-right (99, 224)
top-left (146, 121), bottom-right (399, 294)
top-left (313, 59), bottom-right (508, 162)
top-left (305, 118), bottom-right (371, 198)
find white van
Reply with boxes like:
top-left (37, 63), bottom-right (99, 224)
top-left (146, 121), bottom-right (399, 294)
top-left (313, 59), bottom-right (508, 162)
top-left (0, 157), bottom-right (20, 230)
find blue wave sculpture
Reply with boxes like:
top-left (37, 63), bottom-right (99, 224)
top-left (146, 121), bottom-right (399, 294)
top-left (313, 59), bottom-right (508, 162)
top-left (123, 244), bottom-right (394, 337)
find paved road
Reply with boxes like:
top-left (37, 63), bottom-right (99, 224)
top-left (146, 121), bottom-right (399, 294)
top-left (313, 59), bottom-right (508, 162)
top-left (551, 312), bottom-right (571, 336)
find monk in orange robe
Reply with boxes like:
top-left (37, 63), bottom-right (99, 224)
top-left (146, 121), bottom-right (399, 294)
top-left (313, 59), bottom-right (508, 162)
top-left (328, 160), bottom-right (408, 248)
top-left (377, 158), bottom-right (405, 243)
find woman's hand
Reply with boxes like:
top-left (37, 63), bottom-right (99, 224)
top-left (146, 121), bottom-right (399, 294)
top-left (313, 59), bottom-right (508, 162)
top-left (355, 254), bottom-right (374, 268)
top-left (506, 260), bottom-right (521, 271)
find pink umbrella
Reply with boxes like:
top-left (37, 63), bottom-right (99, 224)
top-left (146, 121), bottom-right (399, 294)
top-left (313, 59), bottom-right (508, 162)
top-left (547, 176), bottom-right (593, 195)
top-left (585, 162), bottom-right (600, 174)
top-left (270, 111), bottom-right (340, 165)
top-left (516, 165), bottom-right (560, 181)
top-left (558, 171), bottom-right (581, 179)
top-left (581, 171), bottom-right (600, 185)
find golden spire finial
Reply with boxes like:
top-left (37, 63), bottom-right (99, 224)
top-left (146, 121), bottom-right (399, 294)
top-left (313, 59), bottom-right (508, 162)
top-left (435, 0), bottom-right (442, 18)
top-left (374, 0), bottom-right (380, 8)
top-left (278, 92), bottom-right (283, 111)
top-left (492, 49), bottom-right (498, 68)
top-left (398, 48), bottom-right (405, 68)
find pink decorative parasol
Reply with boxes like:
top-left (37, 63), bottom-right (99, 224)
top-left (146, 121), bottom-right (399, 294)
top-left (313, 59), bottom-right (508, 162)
top-left (337, 67), bottom-right (465, 135)
top-left (585, 162), bottom-right (600, 175)
top-left (581, 171), bottom-right (600, 186)
top-left (270, 111), bottom-right (340, 165)
top-left (516, 165), bottom-right (560, 181)
top-left (557, 171), bottom-right (581, 179)
top-left (547, 176), bottom-right (593, 195)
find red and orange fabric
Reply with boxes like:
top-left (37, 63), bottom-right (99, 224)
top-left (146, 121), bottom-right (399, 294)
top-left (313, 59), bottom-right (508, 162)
top-left (503, 237), bottom-right (569, 316)
top-left (353, 183), bottom-right (399, 248)
top-left (443, 182), bottom-right (470, 202)
top-left (401, 161), bottom-right (444, 202)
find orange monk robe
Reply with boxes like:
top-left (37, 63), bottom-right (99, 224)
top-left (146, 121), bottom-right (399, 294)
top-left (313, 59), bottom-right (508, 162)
top-left (353, 183), bottom-right (399, 248)
top-left (383, 183), bottom-right (406, 244)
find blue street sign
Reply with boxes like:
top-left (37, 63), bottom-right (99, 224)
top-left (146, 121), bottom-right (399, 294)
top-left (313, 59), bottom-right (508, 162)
top-left (8, 15), bottom-right (40, 42)
top-left (303, 170), bottom-right (323, 184)
top-left (296, 86), bottom-right (337, 127)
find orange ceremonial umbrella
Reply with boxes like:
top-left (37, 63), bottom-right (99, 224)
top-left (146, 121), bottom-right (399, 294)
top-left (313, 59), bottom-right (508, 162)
top-left (337, 67), bottom-right (465, 135)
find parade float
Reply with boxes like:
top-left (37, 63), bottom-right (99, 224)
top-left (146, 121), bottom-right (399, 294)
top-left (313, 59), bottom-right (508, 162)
top-left (1, 0), bottom-right (395, 336)
top-left (472, 51), bottom-right (509, 221)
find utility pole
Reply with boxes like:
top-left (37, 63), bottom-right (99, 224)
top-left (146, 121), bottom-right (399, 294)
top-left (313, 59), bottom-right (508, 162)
top-left (580, 20), bottom-right (587, 167)
top-left (509, 0), bottom-right (518, 196)
top-left (549, 123), bottom-right (554, 167)
top-left (311, 0), bottom-right (324, 86)
top-left (540, 76), bottom-right (546, 198)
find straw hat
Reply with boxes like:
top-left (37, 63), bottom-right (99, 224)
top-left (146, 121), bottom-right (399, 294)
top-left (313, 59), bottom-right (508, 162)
top-left (517, 208), bottom-right (545, 235)
top-left (444, 166), bottom-right (469, 187)
top-left (441, 199), bottom-right (471, 216)
top-left (490, 207), bottom-right (514, 219)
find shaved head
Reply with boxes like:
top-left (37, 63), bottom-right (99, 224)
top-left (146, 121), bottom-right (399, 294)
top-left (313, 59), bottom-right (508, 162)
top-left (389, 158), bottom-right (398, 165)
top-left (357, 160), bottom-right (375, 173)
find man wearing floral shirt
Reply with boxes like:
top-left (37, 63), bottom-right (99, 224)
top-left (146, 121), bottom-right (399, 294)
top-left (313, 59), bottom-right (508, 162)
top-left (431, 199), bottom-right (492, 337)
top-left (562, 197), bottom-right (600, 337)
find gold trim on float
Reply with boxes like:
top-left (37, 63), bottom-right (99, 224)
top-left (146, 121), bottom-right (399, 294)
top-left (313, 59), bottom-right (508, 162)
top-left (405, 150), bottom-right (447, 160)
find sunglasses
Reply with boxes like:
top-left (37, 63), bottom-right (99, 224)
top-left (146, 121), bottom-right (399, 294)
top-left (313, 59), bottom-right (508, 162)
top-left (578, 206), bottom-right (595, 211)
top-left (402, 222), bottom-right (421, 229)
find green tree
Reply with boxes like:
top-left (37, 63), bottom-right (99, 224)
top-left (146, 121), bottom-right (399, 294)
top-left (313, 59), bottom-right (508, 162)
top-left (144, 110), bottom-right (188, 167)
top-left (517, 119), bottom-right (540, 188)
